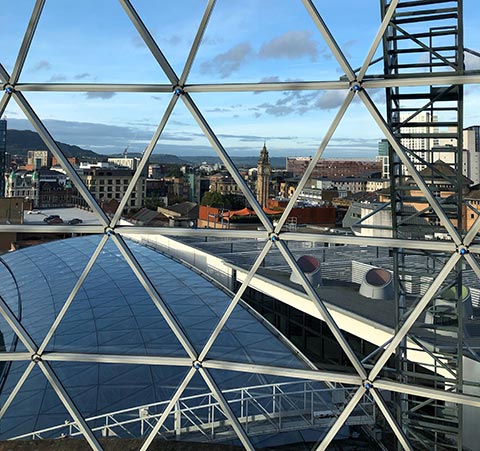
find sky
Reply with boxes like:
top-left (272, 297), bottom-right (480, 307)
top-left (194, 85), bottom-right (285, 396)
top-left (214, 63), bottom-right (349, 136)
top-left (2, 0), bottom-right (480, 159)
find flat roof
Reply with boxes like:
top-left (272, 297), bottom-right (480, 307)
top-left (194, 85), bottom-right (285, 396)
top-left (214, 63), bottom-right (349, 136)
top-left (23, 207), bottom-right (102, 226)
top-left (171, 236), bottom-right (480, 361)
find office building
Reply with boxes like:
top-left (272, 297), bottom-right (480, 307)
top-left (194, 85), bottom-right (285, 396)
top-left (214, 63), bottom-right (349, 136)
top-left (77, 166), bottom-right (146, 211)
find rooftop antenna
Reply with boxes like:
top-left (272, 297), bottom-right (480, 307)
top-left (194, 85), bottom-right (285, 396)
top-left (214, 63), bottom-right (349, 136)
top-left (123, 145), bottom-right (129, 158)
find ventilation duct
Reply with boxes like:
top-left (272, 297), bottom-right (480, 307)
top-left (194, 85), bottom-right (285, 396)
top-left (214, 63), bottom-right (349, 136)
top-left (424, 286), bottom-right (473, 337)
top-left (290, 255), bottom-right (322, 287)
top-left (359, 268), bottom-right (393, 300)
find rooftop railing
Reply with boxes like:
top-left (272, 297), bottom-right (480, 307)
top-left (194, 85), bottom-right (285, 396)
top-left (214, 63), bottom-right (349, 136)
top-left (10, 380), bottom-right (375, 442)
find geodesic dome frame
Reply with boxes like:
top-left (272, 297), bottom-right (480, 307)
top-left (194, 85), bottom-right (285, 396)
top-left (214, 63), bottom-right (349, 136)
top-left (1, 1), bottom-right (480, 450)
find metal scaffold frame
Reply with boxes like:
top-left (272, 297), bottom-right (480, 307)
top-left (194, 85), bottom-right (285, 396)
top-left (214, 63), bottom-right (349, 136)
top-left (0, 0), bottom-right (480, 450)
top-left (381, 1), bottom-right (466, 449)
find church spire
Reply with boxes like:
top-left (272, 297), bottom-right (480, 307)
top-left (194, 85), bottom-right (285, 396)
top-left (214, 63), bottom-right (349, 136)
top-left (258, 142), bottom-right (270, 167)
top-left (256, 143), bottom-right (271, 208)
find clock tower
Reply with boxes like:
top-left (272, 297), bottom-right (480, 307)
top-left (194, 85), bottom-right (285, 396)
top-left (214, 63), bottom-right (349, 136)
top-left (256, 143), bottom-right (271, 208)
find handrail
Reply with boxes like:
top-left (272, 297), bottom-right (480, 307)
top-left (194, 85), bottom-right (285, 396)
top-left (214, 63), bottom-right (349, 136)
top-left (10, 380), bottom-right (375, 441)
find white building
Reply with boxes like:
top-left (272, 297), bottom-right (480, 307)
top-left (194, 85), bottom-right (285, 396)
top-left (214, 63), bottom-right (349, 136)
top-left (400, 112), bottom-right (439, 161)
top-left (107, 157), bottom-right (141, 171)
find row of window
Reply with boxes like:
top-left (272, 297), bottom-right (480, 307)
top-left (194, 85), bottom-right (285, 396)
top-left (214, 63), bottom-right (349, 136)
top-left (97, 193), bottom-right (137, 206)
top-left (86, 179), bottom-right (130, 186)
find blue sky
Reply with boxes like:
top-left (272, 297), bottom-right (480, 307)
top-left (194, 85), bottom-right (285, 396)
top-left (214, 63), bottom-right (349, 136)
top-left (2, 0), bottom-right (480, 158)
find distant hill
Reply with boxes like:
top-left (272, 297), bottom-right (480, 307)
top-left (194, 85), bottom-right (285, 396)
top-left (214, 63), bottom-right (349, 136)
top-left (6, 129), bottom-right (287, 168)
top-left (7, 129), bottom-right (101, 160)
top-left (7, 130), bottom-right (193, 165)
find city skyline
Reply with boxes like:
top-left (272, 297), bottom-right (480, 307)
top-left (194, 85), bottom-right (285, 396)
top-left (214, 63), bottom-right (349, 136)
top-left (2, 1), bottom-right (480, 158)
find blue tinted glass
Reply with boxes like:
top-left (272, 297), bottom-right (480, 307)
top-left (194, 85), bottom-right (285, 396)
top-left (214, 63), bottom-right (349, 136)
top-left (0, 236), bottom-right (313, 440)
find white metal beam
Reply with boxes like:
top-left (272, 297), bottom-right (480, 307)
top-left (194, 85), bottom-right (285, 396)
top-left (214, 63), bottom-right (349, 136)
top-left (10, 0), bottom-right (46, 84)
top-left (314, 386), bottom-right (365, 451)
top-left (368, 253), bottom-right (461, 381)
top-left (139, 367), bottom-right (196, 451)
top-left (370, 387), bottom-right (413, 451)
top-left (203, 360), bottom-right (362, 386)
top-left (118, 0), bottom-right (178, 85)
top-left (359, 89), bottom-right (462, 246)
top-left (182, 93), bottom-right (274, 232)
top-left (301, 0), bottom-right (355, 81)
top-left (179, 0), bottom-right (216, 86)
top-left (0, 352), bottom-right (31, 361)
top-left (0, 225), bottom-right (104, 234)
top-left (12, 89), bottom-right (110, 226)
top-left (276, 240), bottom-right (367, 379)
top-left (358, 0), bottom-right (399, 82)
top-left (275, 90), bottom-right (355, 233)
top-left (110, 94), bottom-right (179, 227)
top-left (0, 362), bottom-right (35, 421)
top-left (375, 379), bottom-right (480, 409)
top-left (0, 92), bottom-right (11, 118)
top-left (118, 226), bottom-right (458, 252)
top-left (198, 240), bottom-right (272, 361)
top-left (42, 352), bottom-right (192, 367)
top-left (37, 235), bottom-right (109, 355)
top-left (199, 367), bottom-right (255, 451)
top-left (10, 71), bottom-right (480, 94)
top-left (38, 361), bottom-right (103, 451)
top-left (110, 234), bottom-right (198, 360)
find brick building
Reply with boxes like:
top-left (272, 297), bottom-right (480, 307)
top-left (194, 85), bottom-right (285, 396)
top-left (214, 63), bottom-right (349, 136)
top-left (286, 157), bottom-right (382, 179)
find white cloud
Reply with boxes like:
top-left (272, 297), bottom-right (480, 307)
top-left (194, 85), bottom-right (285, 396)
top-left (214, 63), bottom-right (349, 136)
top-left (259, 30), bottom-right (320, 61)
top-left (200, 42), bottom-right (253, 78)
top-left (85, 92), bottom-right (116, 100)
top-left (33, 60), bottom-right (52, 71)
top-left (47, 74), bottom-right (67, 82)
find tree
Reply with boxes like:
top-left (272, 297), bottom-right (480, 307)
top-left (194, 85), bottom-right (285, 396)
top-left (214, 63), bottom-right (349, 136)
top-left (200, 191), bottom-right (231, 208)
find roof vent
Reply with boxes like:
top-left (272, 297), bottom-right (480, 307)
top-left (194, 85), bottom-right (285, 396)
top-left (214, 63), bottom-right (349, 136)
top-left (290, 255), bottom-right (322, 287)
top-left (359, 268), bottom-right (393, 300)
top-left (424, 286), bottom-right (473, 336)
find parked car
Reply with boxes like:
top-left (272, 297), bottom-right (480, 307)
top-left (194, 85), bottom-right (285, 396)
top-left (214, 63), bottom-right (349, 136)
top-left (27, 210), bottom-right (42, 215)
top-left (46, 217), bottom-right (64, 225)
top-left (67, 218), bottom-right (83, 225)
top-left (43, 214), bottom-right (60, 222)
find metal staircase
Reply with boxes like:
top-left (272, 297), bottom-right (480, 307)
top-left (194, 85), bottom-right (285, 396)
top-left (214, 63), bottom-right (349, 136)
top-left (381, 1), bottom-right (465, 449)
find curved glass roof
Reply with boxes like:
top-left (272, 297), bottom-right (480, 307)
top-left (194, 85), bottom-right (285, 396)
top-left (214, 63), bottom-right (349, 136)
top-left (0, 236), bottom-right (324, 443)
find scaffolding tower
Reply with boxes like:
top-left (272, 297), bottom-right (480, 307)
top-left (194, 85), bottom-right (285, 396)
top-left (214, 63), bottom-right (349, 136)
top-left (382, 1), bottom-right (465, 449)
